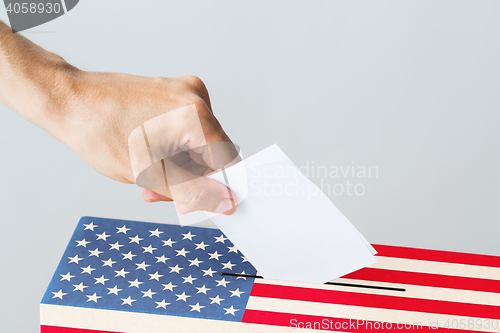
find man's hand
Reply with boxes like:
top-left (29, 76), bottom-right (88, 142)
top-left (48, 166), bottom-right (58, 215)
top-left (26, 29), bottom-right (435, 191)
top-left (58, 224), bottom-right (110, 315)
top-left (0, 20), bottom-right (236, 215)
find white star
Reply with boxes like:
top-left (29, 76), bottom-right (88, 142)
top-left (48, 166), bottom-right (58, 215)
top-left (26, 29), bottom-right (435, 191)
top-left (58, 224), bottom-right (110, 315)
top-left (155, 299), bottom-right (170, 309)
top-left (196, 285), bottom-right (211, 295)
top-left (241, 256), bottom-right (249, 263)
top-left (129, 235), bottom-right (143, 244)
top-left (52, 289), bottom-right (67, 299)
top-left (135, 261), bottom-right (150, 271)
top-left (149, 271), bottom-right (164, 281)
top-left (102, 258), bottom-right (117, 268)
top-left (222, 261), bottom-right (236, 270)
top-left (142, 245), bottom-right (157, 254)
top-left (89, 248), bottom-right (103, 258)
top-left (214, 235), bottom-right (228, 243)
top-left (60, 272), bottom-right (75, 282)
top-left (141, 289), bottom-right (157, 298)
top-left (181, 231), bottom-right (196, 240)
top-left (224, 305), bottom-right (238, 316)
top-left (169, 264), bottom-right (183, 274)
top-left (115, 268), bottom-right (129, 278)
top-left (162, 238), bottom-right (176, 247)
top-left (195, 241), bottom-right (209, 250)
top-left (215, 278), bottom-right (230, 287)
top-left (128, 278), bottom-right (143, 288)
top-left (210, 295), bottom-right (224, 305)
top-left (96, 232), bottom-right (110, 241)
top-left (175, 248), bottom-right (190, 257)
top-left (202, 267), bottom-right (217, 277)
top-left (68, 255), bottom-right (83, 264)
top-left (94, 275), bottom-right (109, 285)
top-left (87, 293), bottom-right (101, 303)
top-left (117, 225), bottom-right (131, 234)
top-left (182, 275), bottom-right (197, 284)
top-left (81, 265), bottom-right (95, 275)
top-left (122, 251), bottom-right (136, 261)
top-left (107, 285), bottom-right (122, 295)
top-left (189, 302), bottom-right (205, 312)
top-left (109, 241), bottom-right (123, 251)
top-left (73, 282), bottom-right (88, 292)
top-left (76, 239), bottom-right (90, 247)
top-left (188, 257), bottom-right (204, 267)
top-left (121, 296), bottom-right (136, 306)
top-left (208, 251), bottom-right (223, 260)
top-left (162, 282), bottom-right (177, 291)
top-left (230, 288), bottom-right (245, 298)
top-left (236, 271), bottom-right (247, 280)
top-left (149, 228), bottom-right (164, 237)
top-left (155, 255), bottom-right (169, 264)
top-left (84, 222), bottom-right (98, 231)
top-left (227, 245), bottom-right (238, 253)
top-left (175, 292), bottom-right (191, 302)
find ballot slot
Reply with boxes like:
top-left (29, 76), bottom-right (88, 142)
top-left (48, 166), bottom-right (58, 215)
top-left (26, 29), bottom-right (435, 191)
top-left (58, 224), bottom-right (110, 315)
top-left (325, 282), bottom-right (406, 292)
top-left (221, 272), bottom-right (264, 279)
top-left (220, 273), bottom-right (406, 292)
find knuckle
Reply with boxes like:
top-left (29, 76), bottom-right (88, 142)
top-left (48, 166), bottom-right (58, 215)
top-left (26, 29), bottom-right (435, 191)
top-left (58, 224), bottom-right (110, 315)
top-left (192, 97), bottom-right (211, 115)
top-left (179, 75), bottom-right (209, 96)
top-left (181, 75), bottom-right (205, 88)
top-left (152, 76), bottom-right (169, 84)
top-left (180, 95), bottom-right (211, 117)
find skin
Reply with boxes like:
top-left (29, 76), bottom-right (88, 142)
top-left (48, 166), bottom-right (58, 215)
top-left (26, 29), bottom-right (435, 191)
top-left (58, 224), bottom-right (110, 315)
top-left (0, 20), bottom-right (236, 215)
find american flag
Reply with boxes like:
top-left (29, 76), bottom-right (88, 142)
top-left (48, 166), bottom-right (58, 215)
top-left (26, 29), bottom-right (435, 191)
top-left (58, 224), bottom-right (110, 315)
top-left (41, 217), bottom-right (500, 332)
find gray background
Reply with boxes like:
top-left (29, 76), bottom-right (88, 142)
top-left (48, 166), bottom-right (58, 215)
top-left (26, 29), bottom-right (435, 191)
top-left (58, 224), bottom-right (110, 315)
top-left (1, 1), bottom-right (499, 331)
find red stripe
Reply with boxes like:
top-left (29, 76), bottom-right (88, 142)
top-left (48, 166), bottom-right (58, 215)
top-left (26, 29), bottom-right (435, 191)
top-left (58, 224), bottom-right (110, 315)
top-left (250, 283), bottom-right (500, 320)
top-left (343, 267), bottom-right (500, 294)
top-left (242, 310), bottom-right (489, 332)
top-left (40, 326), bottom-right (119, 333)
top-left (373, 244), bottom-right (500, 268)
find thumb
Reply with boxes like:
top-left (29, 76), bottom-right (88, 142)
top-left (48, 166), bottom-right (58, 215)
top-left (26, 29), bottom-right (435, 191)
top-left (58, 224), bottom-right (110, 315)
top-left (170, 175), bottom-right (237, 215)
top-left (155, 157), bottom-right (237, 215)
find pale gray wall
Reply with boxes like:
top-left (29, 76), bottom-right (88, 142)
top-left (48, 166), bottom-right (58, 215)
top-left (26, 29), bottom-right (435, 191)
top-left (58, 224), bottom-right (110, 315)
top-left (1, 1), bottom-right (499, 331)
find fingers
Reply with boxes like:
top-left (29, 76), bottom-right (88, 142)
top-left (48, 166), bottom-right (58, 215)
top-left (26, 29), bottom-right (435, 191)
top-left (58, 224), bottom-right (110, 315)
top-left (181, 159), bottom-right (210, 176)
top-left (141, 157), bottom-right (237, 215)
top-left (173, 177), bottom-right (236, 215)
top-left (163, 158), bottom-right (237, 215)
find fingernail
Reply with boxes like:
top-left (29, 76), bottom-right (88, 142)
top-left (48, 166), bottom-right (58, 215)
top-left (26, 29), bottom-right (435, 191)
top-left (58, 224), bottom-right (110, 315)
top-left (215, 199), bottom-right (234, 214)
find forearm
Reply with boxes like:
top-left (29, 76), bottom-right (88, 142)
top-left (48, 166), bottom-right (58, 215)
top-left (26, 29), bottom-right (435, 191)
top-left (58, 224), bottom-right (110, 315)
top-left (0, 20), bottom-right (77, 136)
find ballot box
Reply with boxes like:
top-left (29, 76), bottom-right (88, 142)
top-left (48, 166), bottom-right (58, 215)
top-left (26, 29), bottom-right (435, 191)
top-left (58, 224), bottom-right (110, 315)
top-left (41, 216), bottom-right (500, 332)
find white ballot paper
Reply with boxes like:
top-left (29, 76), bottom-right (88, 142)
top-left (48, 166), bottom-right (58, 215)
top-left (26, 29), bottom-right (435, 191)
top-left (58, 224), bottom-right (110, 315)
top-left (180, 144), bottom-right (376, 284)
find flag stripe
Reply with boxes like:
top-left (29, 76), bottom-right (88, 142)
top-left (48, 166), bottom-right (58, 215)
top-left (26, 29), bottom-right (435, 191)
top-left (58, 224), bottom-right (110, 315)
top-left (40, 304), bottom-right (295, 333)
top-left (370, 256), bottom-right (500, 280)
top-left (249, 283), bottom-right (500, 319)
top-left (242, 310), bottom-right (490, 332)
top-left (41, 326), bottom-right (118, 333)
top-left (245, 297), bottom-right (500, 332)
top-left (343, 268), bottom-right (500, 293)
top-left (256, 278), bottom-right (500, 307)
top-left (373, 245), bottom-right (500, 268)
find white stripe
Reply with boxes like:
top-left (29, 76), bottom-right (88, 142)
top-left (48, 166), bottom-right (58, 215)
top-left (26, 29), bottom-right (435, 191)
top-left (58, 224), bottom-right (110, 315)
top-left (255, 278), bottom-right (500, 307)
top-left (41, 304), bottom-right (299, 332)
top-left (246, 297), bottom-right (499, 332)
top-left (370, 256), bottom-right (500, 280)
